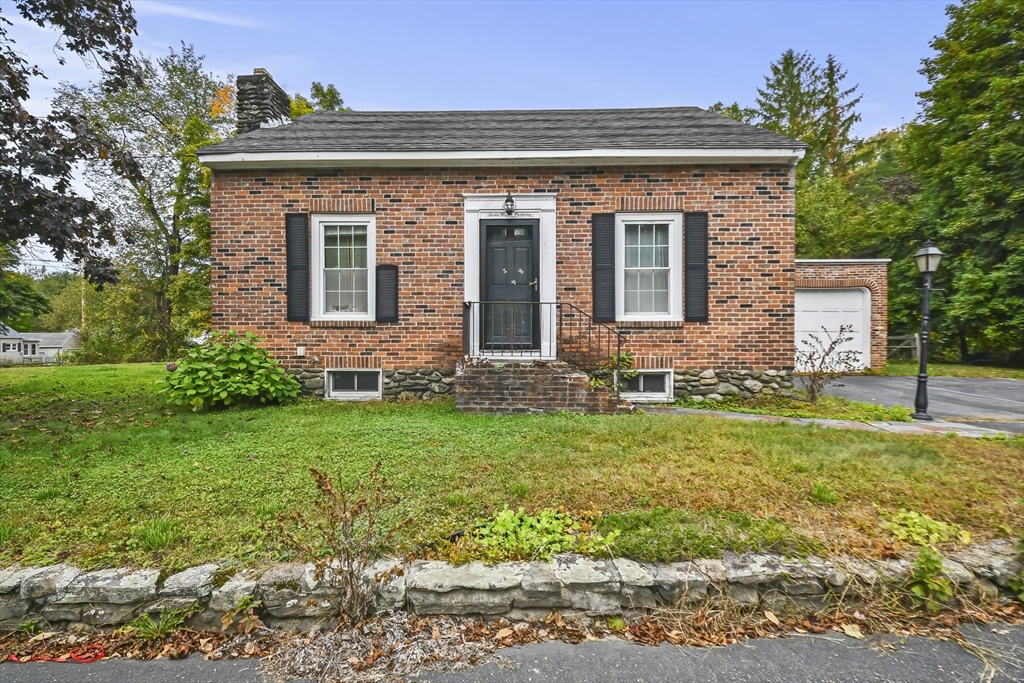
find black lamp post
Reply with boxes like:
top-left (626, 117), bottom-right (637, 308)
top-left (911, 240), bottom-right (944, 420)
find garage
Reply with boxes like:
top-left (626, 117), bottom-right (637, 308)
top-left (794, 287), bottom-right (872, 371)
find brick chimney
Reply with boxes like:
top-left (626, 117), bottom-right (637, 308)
top-left (235, 68), bottom-right (291, 135)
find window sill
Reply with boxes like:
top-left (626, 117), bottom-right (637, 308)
top-left (621, 392), bottom-right (675, 403)
top-left (309, 319), bottom-right (378, 329)
top-left (615, 320), bottom-right (686, 329)
top-left (325, 392), bottom-right (381, 401)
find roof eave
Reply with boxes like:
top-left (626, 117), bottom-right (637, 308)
top-left (196, 147), bottom-right (806, 170)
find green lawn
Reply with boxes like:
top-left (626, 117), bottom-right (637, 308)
top-left (673, 395), bottom-right (914, 422)
top-left (884, 361), bottom-right (1024, 380)
top-left (1, 364), bottom-right (1021, 571)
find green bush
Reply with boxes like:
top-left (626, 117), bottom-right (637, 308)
top-left (160, 331), bottom-right (301, 411)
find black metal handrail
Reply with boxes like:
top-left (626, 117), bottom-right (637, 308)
top-left (462, 301), bottom-right (625, 374)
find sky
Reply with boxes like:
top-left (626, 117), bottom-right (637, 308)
top-left (9, 0), bottom-right (951, 269)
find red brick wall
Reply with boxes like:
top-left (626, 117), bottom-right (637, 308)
top-left (794, 261), bottom-right (889, 369)
top-left (455, 362), bottom-right (627, 414)
top-left (209, 164), bottom-right (797, 374)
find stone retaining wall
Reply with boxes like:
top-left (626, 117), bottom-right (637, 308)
top-left (292, 368), bottom-right (456, 400)
top-left (673, 369), bottom-right (795, 402)
top-left (1, 542), bottom-right (1018, 632)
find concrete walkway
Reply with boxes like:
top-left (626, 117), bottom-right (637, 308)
top-left (645, 405), bottom-right (1015, 437)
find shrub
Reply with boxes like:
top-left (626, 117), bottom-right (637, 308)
top-left (796, 324), bottom-right (862, 403)
top-left (161, 331), bottom-right (301, 411)
top-left (277, 464), bottom-right (401, 621)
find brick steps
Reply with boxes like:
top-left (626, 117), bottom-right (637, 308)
top-left (455, 360), bottom-right (631, 414)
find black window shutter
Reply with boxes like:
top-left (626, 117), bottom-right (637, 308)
top-left (285, 213), bottom-right (310, 322)
top-left (592, 213), bottom-right (616, 322)
top-left (684, 212), bottom-right (709, 322)
top-left (375, 264), bottom-right (399, 323)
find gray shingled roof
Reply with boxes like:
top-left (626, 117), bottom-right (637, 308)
top-left (199, 107), bottom-right (805, 155)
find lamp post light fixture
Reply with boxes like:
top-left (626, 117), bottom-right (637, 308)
top-left (502, 192), bottom-right (516, 216)
top-left (911, 239), bottom-right (944, 420)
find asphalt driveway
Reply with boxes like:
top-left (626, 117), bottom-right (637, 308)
top-left (811, 375), bottom-right (1024, 433)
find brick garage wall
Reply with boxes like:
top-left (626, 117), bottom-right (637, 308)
top-left (209, 165), bottom-right (796, 377)
top-left (794, 260), bottom-right (889, 369)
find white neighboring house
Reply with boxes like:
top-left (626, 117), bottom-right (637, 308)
top-left (0, 324), bottom-right (80, 364)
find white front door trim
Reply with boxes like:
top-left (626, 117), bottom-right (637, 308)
top-left (464, 193), bottom-right (557, 358)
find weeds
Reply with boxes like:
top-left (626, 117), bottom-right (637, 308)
top-left (442, 507), bottom-right (620, 563)
top-left (908, 546), bottom-right (954, 613)
top-left (0, 521), bottom-right (13, 547)
top-left (810, 482), bottom-right (839, 505)
top-left (276, 463), bottom-right (401, 621)
top-left (135, 517), bottom-right (181, 551)
top-left (221, 595), bottom-right (264, 635)
top-left (122, 607), bottom-right (194, 640)
top-left (878, 507), bottom-right (971, 547)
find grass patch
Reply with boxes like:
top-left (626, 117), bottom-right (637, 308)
top-left (1, 363), bottom-right (1021, 570)
top-left (810, 482), bottom-right (840, 505)
top-left (599, 508), bottom-right (817, 563)
top-left (884, 361), bottom-right (1024, 380)
top-left (676, 394), bottom-right (913, 422)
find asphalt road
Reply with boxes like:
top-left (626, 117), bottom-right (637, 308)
top-left (809, 375), bottom-right (1024, 432)
top-left (2, 624), bottom-right (1021, 683)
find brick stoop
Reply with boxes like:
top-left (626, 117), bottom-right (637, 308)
top-left (455, 360), bottom-right (632, 415)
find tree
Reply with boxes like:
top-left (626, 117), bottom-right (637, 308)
top-left (0, 0), bottom-right (138, 283)
top-left (755, 50), bottom-right (822, 181)
top-left (55, 44), bottom-right (231, 359)
top-left (291, 81), bottom-right (347, 119)
top-left (708, 101), bottom-right (758, 124)
top-left (813, 55), bottom-right (863, 177)
top-left (0, 246), bottom-right (49, 325)
top-left (906, 0), bottom-right (1024, 359)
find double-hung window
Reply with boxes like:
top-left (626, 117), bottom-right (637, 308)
top-left (310, 214), bottom-right (376, 321)
top-left (615, 213), bottom-right (683, 321)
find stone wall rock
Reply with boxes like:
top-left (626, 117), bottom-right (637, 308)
top-left (0, 541), bottom-right (1018, 632)
top-left (674, 368), bottom-right (795, 402)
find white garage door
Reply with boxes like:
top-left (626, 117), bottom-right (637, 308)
top-left (795, 288), bottom-right (871, 371)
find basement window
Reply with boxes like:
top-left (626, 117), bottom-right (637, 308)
top-left (325, 370), bottom-right (382, 401)
top-left (619, 371), bottom-right (674, 403)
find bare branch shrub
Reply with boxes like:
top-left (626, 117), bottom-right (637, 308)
top-left (796, 324), bottom-right (862, 403)
top-left (276, 463), bottom-right (402, 621)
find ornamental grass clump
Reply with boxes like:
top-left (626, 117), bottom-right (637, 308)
top-left (161, 331), bottom-right (301, 411)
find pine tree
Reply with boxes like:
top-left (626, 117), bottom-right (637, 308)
top-left (755, 50), bottom-right (822, 180)
top-left (813, 55), bottom-right (863, 177)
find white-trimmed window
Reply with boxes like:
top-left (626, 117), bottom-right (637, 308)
top-left (311, 214), bottom-right (376, 321)
top-left (615, 213), bottom-right (683, 321)
top-left (619, 370), bottom-right (674, 402)
top-left (325, 370), bottom-right (382, 401)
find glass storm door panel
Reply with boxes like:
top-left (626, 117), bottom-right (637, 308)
top-left (482, 221), bottom-right (539, 350)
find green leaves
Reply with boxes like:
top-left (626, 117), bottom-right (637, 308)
top-left (455, 507), bottom-right (620, 563)
top-left (160, 330), bottom-right (301, 411)
top-left (908, 545), bottom-right (954, 613)
top-left (879, 507), bottom-right (971, 547)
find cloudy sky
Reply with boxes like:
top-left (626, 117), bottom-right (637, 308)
top-left (10, 0), bottom-right (950, 269)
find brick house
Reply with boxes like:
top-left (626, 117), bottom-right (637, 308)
top-left (198, 70), bottom-right (887, 412)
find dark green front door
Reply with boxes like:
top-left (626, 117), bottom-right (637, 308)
top-left (482, 220), bottom-right (539, 350)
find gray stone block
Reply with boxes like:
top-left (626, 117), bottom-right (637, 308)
top-left (21, 565), bottom-right (81, 600)
top-left (82, 603), bottom-right (140, 625)
top-left (651, 562), bottom-right (708, 604)
top-left (613, 559), bottom-right (654, 587)
top-left (716, 382), bottom-right (740, 396)
top-left (566, 589), bottom-right (622, 614)
top-left (56, 568), bottom-right (159, 604)
top-left (160, 564), bottom-right (218, 600)
top-left (39, 603), bottom-right (83, 622)
top-left (0, 567), bottom-right (35, 595)
top-left (0, 594), bottom-right (31, 621)
top-left (143, 597), bottom-right (199, 615)
top-left (210, 575), bottom-right (257, 612)
top-left (408, 587), bottom-right (518, 616)
top-left (407, 560), bottom-right (527, 592)
top-left (726, 584), bottom-right (760, 605)
top-left (517, 562), bottom-right (567, 608)
top-left (621, 585), bottom-right (657, 610)
top-left (553, 556), bottom-right (620, 593)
